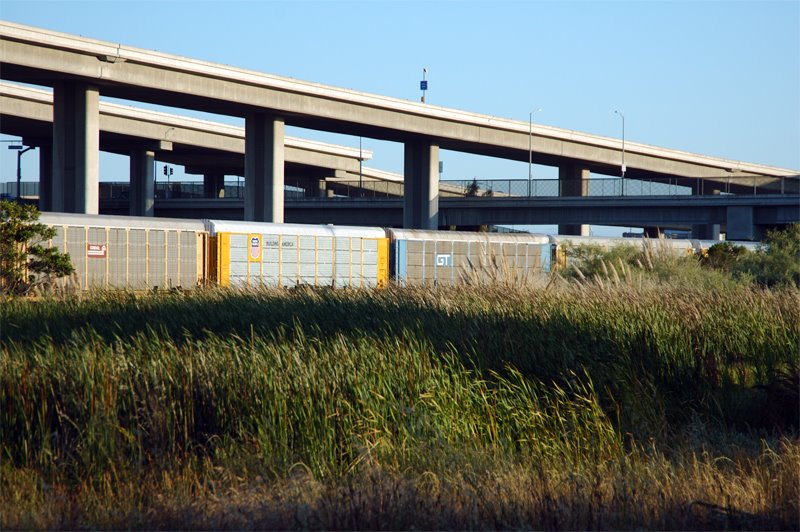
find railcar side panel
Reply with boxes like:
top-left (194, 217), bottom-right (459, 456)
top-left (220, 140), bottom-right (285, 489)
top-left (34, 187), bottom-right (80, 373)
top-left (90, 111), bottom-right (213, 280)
top-left (40, 214), bottom-right (205, 290)
top-left (387, 229), bottom-right (551, 286)
top-left (207, 220), bottom-right (387, 289)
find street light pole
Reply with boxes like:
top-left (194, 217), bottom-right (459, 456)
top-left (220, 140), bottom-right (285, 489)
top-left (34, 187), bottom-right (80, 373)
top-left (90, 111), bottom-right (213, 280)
top-left (614, 110), bottom-right (626, 195)
top-left (359, 136), bottom-right (363, 198)
top-left (528, 108), bottom-right (542, 197)
top-left (420, 68), bottom-right (428, 103)
top-left (8, 144), bottom-right (34, 202)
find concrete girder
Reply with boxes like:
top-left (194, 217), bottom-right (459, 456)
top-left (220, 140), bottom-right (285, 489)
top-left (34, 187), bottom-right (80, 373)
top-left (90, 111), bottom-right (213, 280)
top-left (0, 81), bottom-right (371, 174)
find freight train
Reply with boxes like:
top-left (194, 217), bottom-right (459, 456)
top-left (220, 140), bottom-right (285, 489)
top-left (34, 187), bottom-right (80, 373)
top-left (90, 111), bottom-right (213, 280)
top-left (36, 212), bottom-right (750, 291)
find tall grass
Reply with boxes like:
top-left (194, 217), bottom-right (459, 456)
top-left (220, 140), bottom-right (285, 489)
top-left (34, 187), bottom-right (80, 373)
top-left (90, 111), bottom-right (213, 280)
top-left (1, 283), bottom-right (798, 528)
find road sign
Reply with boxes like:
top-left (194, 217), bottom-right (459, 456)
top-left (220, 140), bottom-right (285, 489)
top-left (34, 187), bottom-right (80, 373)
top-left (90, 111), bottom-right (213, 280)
top-left (420, 80), bottom-right (428, 91)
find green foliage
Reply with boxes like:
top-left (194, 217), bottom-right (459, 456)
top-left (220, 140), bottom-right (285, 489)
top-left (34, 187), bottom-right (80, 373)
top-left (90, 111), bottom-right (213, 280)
top-left (464, 178), bottom-right (480, 197)
top-left (564, 242), bottom-right (641, 279)
top-left (735, 224), bottom-right (800, 287)
top-left (701, 241), bottom-right (750, 271)
top-left (2, 285), bottom-right (797, 475)
top-left (1, 285), bottom-right (797, 529)
top-left (0, 200), bottom-right (74, 295)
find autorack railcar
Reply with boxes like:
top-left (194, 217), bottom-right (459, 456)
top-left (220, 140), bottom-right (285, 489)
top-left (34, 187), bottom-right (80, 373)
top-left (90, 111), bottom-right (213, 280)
top-left (35, 213), bottom-right (755, 292)
top-left (387, 229), bottom-right (552, 286)
top-left (205, 219), bottom-right (389, 289)
top-left (38, 212), bottom-right (207, 290)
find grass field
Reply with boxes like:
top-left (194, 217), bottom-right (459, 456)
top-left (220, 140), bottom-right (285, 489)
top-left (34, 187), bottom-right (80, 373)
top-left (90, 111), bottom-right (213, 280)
top-left (1, 281), bottom-right (798, 529)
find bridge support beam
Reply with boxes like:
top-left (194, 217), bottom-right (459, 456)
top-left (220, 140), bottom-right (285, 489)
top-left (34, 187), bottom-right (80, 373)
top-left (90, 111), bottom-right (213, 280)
top-left (52, 82), bottom-right (100, 214)
top-left (692, 223), bottom-right (720, 240)
top-left (726, 206), bottom-right (763, 241)
top-left (37, 144), bottom-right (53, 212)
top-left (692, 187), bottom-right (721, 240)
top-left (403, 141), bottom-right (439, 229)
top-left (204, 172), bottom-right (226, 198)
top-left (558, 165), bottom-right (590, 236)
top-left (129, 149), bottom-right (155, 216)
top-left (245, 114), bottom-right (284, 222)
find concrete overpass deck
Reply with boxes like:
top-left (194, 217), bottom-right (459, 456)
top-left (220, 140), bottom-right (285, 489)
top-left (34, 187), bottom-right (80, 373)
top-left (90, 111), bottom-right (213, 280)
top-left (2, 21), bottom-right (794, 180)
top-left (0, 81), bottom-right (372, 177)
top-left (94, 194), bottom-right (798, 240)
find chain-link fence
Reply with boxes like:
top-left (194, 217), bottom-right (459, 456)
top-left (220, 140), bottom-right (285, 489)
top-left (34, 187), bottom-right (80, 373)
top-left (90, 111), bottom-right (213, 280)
top-left (2, 175), bottom-right (796, 203)
top-left (320, 176), bottom-right (797, 199)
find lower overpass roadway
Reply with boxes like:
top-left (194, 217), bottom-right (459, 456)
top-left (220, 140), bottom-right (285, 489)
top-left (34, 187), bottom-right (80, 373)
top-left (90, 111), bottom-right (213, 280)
top-left (98, 194), bottom-right (799, 240)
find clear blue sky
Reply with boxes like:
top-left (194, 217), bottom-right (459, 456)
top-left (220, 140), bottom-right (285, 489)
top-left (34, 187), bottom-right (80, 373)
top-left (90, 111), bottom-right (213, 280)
top-left (0, 0), bottom-right (798, 231)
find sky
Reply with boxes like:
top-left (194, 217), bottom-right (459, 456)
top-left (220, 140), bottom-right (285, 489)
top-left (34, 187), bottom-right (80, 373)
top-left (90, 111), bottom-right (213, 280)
top-left (0, 0), bottom-right (798, 232)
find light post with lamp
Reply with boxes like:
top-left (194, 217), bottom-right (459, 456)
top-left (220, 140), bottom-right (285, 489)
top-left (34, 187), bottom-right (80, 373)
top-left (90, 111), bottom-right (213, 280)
top-left (8, 144), bottom-right (34, 202)
top-left (528, 108), bottom-right (542, 197)
top-left (614, 110), bottom-right (626, 195)
top-left (420, 68), bottom-right (428, 103)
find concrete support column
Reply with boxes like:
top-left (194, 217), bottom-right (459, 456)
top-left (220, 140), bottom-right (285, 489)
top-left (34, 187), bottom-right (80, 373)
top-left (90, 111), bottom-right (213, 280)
top-left (38, 144), bottom-right (53, 212)
top-left (558, 164), bottom-right (590, 236)
top-left (692, 223), bottom-right (720, 240)
top-left (129, 149), bottom-right (155, 216)
top-left (403, 141), bottom-right (439, 229)
top-left (309, 178), bottom-right (333, 198)
top-left (52, 82), bottom-right (100, 214)
top-left (692, 188), bottom-right (721, 240)
top-left (204, 172), bottom-right (225, 198)
top-left (726, 206), bottom-right (760, 241)
top-left (643, 227), bottom-right (662, 238)
top-left (245, 113), bottom-right (284, 222)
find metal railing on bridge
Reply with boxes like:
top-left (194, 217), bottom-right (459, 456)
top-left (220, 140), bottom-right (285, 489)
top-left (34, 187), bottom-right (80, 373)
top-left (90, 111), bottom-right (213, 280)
top-left (2, 175), bottom-right (796, 202)
top-left (321, 175), bottom-right (798, 199)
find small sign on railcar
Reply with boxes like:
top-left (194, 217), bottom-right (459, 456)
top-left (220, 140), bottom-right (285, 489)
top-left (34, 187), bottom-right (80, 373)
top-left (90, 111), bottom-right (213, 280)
top-left (87, 244), bottom-right (107, 258)
top-left (248, 234), bottom-right (262, 262)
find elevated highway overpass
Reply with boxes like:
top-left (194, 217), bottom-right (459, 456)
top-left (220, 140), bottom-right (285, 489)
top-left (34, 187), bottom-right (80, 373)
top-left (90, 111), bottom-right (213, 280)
top-left (0, 81), bottom-right (379, 212)
top-left (94, 194), bottom-right (797, 241)
top-left (2, 21), bottom-right (797, 233)
top-left (0, 81), bottom-right (469, 203)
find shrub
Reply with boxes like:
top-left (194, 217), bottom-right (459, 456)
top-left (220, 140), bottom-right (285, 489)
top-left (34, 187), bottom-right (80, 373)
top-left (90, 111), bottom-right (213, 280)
top-left (701, 241), bottom-right (750, 272)
top-left (0, 200), bottom-right (74, 295)
top-left (735, 224), bottom-right (800, 287)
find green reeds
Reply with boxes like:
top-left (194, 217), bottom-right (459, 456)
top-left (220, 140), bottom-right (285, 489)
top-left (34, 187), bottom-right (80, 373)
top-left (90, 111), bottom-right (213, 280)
top-left (1, 282), bottom-right (797, 528)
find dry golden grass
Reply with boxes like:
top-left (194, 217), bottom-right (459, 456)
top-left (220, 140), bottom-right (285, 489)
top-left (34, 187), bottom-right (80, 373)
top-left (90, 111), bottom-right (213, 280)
top-left (3, 438), bottom-right (797, 530)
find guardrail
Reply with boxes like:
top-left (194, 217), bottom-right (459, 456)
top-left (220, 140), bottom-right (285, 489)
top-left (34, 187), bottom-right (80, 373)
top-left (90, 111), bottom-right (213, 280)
top-left (2, 175), bottom-right (797, 202)
top-left (352, 176), bottom-right (796, 199)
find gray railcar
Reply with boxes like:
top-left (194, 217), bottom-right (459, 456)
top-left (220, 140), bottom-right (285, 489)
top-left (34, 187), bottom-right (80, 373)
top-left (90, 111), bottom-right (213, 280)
top-left (387, 229), bottom-right (552, 286)
top-left (39, 212), bottom-right (207, 290)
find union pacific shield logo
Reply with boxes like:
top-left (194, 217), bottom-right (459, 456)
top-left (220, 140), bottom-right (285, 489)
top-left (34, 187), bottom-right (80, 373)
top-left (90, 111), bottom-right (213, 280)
top-left (248, 234), bottom-right (261, 262)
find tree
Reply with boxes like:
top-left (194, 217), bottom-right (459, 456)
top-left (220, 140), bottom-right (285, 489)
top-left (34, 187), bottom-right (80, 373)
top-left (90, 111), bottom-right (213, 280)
top-left (0, 200), bottom-right (74, 295)
top-left (465, 179), bottom-right (480, 197)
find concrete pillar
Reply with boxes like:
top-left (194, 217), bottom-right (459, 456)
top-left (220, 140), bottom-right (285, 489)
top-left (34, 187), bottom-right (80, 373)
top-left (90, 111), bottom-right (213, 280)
top-left (558, 164), bottom-right (590, 236)
top-left (52, 82), bottom-right (100, 214)
top-left (692, 186), bottom-right (721, 240)
top-left (403, 141), bottom-right (439, 229)
top-left (643, 227), bottom-right (662, 238)
top-left (204, 172), bottom-right (225, 198)
top-left (129, 149), bottom-right (155, 216)
top-left (692, 224), bottom-right (720, 240)
top-left (245, 113), bottom-right (284, 222)
top-left (726, 206), bottom-right (760, 241)
top-left (38, 145), bottom-right (53, 212)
